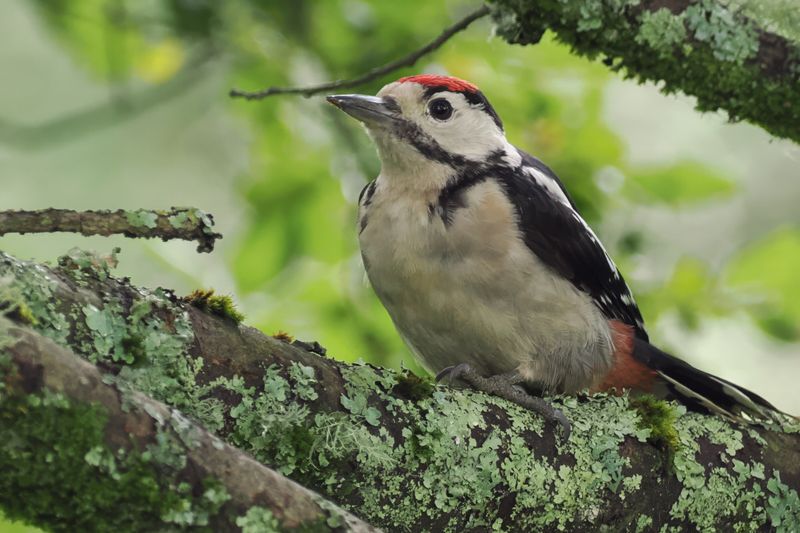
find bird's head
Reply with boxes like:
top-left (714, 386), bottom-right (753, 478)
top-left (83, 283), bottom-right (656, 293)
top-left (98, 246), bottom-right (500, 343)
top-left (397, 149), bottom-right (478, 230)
top-left (327, 75), bottom-right (509, 182)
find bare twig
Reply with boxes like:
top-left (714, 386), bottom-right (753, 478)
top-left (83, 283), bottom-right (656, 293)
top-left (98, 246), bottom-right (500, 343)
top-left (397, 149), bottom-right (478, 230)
top-left (0, 208), bottom-right (222, 253)
top-left (229, 5), bottom-right (490, 100)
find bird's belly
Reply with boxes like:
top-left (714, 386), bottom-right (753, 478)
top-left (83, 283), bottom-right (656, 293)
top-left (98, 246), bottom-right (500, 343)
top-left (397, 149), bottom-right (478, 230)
top-left (360, 206), bottom-right (614, 392)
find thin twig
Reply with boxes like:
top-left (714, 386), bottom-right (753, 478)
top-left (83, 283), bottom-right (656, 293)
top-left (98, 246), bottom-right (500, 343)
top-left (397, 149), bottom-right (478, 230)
top-left (0, 208), bottom-right (222, 253)
top-left (229, 4), bottom-right (491, 100)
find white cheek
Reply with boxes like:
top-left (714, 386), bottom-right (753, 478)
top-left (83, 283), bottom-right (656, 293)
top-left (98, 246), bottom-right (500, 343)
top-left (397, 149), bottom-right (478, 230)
top-left (421, 112), bottom-right (505, 161)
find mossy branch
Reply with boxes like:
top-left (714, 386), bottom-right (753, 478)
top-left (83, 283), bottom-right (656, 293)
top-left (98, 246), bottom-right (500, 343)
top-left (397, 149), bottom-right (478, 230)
top-left (0, 208), bottom-right (222, 253)
top-left (0, 321), bottom-right (376, 532)
top-left (1, 249), bottom-right (799, 531)
top-left (489, 0), bottom-right (800, 143)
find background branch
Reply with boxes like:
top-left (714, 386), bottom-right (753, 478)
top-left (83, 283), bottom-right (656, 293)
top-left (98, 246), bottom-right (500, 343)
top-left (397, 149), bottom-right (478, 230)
top-left (228, 5), bottom-right (490, 100)
top-left (490, 0), bottom-right (800, 143)
top-left (0, 208), bottom-right (222, 253)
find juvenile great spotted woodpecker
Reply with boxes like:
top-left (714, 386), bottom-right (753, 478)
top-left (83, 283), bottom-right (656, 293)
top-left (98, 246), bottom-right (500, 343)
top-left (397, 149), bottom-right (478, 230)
top-left (327, 74), bottom-right (782, 436)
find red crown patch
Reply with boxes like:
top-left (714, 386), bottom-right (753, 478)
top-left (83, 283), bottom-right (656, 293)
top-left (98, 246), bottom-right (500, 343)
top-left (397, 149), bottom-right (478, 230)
top-left (397, 75), bottom-right (478, 93)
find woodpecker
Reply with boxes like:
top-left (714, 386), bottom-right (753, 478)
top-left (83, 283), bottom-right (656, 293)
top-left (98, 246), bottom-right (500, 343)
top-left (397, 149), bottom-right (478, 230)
top-left (327, 74), bottom-right (782, 435)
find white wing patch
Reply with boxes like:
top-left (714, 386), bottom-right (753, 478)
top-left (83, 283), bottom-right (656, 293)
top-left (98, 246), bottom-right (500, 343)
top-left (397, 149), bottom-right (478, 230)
top-left (525, 166), bottom-right (571, 207)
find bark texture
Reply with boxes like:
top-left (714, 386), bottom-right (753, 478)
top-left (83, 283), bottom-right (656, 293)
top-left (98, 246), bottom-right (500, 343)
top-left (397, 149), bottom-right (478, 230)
top-left (0, 208), bottom-right (221, 252)
top-left (489, 0), bottom-right (800, 143)
top-left (1, 323), bottom-right (377, 532)
top-left (1, 249), bottom-right (799, 532)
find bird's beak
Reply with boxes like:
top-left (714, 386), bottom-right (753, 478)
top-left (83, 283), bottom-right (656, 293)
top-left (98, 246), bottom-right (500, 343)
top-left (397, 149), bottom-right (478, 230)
top-left (326, 94), bottom-right (398, 126)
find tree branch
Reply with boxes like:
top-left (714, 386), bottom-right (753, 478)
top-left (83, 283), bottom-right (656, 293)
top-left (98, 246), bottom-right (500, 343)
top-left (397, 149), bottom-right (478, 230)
top-left (0, 322), bottom-right (377, 532)
top-left (490, 0), bottom-right (800, 143)
top-left (228, 5), bottom-right (490, 100)
top-left (1, 249), bottom-right (799, 531)
top-left (0, 208), bottom-right (222, 253)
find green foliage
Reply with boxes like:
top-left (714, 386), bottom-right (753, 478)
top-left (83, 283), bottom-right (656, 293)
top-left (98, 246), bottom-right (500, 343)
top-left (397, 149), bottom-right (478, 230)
top-left (626, 162), bottom-right (735, 206)
top-left (725, 228), bottom-right (800, 341)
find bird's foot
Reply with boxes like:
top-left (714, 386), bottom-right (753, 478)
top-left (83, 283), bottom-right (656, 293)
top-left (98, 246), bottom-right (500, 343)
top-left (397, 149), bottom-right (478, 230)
top-left (436, 363), bottom-right (571, 440)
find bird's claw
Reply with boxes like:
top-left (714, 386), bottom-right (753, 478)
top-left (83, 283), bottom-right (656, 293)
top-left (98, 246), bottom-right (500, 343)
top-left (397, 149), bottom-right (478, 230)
top-left (436, 363), bottom-right (571, 440)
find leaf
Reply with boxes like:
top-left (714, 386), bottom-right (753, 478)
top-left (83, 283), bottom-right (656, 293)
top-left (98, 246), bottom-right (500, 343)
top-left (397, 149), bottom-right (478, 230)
top-left (724, 227), bottom-right (800, 340)
top-left (627, 162), bottom-right (735, 206)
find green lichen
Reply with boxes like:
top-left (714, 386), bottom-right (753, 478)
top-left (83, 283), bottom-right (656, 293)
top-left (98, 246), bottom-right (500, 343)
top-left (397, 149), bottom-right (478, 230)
top-left (2, 251), bottom-right (798, 530)
top-left (490, 0), bottom-right (800, 142)
top-left (125, 209), bottom-right (158, 229)
top-left (167, 210), bottom-right (191, 229)
top-left (288, 362), bottom-right (319, 402)
top-left (0, 253), bottom-right (225, 433)
top-left (635, 514), bottom-right (653, 532)
top-left (57, 247), bottom-right (119, 282)
top-left (684, 0), bottom-right (759, 64)
top-left (222, 369), bottom-right (317, 477)
top-left (636, 8), bottom-right (687, 59)
top-left (183, 288), bottom-right (245, 324)
top-left (81, 290), bottom-right (226, 432)
top-left (665, 411), bottom-right (773, 531)
top-left (0, 253), bottom-right (70, 345)
top-left (766, 471), bottom-right (800, 532)
top-left (236, 506), bottom-right (281, 533)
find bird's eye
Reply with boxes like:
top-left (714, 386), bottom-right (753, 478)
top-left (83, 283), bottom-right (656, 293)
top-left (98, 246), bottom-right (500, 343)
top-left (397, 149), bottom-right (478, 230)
top-left (428, 98), bottom-right (453, 121)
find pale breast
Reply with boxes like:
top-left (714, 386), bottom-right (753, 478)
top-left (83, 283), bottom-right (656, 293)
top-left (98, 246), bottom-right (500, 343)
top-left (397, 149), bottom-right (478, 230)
top-left (359, 179), bottom-right (615, 392)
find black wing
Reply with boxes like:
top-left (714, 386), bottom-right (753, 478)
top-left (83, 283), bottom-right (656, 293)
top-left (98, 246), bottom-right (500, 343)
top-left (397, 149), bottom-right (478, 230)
top-left (498, 149), bottom-right (649, 340)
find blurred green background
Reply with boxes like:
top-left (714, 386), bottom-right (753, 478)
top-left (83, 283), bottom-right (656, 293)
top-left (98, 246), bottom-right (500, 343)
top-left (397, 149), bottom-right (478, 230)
top-left (0, 0), bottom-right (798, 528)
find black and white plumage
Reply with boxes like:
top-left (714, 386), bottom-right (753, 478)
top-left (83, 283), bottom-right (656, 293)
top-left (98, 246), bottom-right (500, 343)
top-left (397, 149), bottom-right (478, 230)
top-left (328, 75), bottom-right (783, 424)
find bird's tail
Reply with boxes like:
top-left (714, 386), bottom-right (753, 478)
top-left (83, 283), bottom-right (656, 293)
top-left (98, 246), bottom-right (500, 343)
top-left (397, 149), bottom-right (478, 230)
top-left (631, 338), bottom-right (786, 424)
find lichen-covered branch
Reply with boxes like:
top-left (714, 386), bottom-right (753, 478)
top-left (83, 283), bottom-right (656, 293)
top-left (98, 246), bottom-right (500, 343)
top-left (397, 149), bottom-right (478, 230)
top-left (0, 208), bottom-right (222, 253)
top-left (489, 0), bottom-right (800, 143)
top-left (0, 321), bottom-right (376, 532)
top-left (1, 248), bottom-right (799, 531)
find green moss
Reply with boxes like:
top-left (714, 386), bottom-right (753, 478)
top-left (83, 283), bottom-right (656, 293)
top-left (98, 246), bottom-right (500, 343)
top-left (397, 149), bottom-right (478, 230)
top-left (0, 388), bottom-right (226, 532)
top-left (393, 367), bottom-right (436, 401)
top-left (629, 395), bottom-right (681, 460)
top-left (490, 0), bottom-right (800, 142)
top-left (0, 277), bottom-right (36, 326)
top-left (184, 289), bottom-right (245, 324)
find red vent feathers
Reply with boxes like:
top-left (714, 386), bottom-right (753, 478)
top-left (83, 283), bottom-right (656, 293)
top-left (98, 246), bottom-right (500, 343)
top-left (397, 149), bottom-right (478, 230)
top-left (398, 75), bottom-right (478, 93)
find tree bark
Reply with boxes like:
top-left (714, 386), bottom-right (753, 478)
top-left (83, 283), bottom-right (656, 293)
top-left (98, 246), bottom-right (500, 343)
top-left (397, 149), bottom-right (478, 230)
top-left (1, 322), bottom-right (377, 532)
top-left (1, 249), bottom-right (799, 532)
top-left (489, 0), bottom-right (800, 144)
